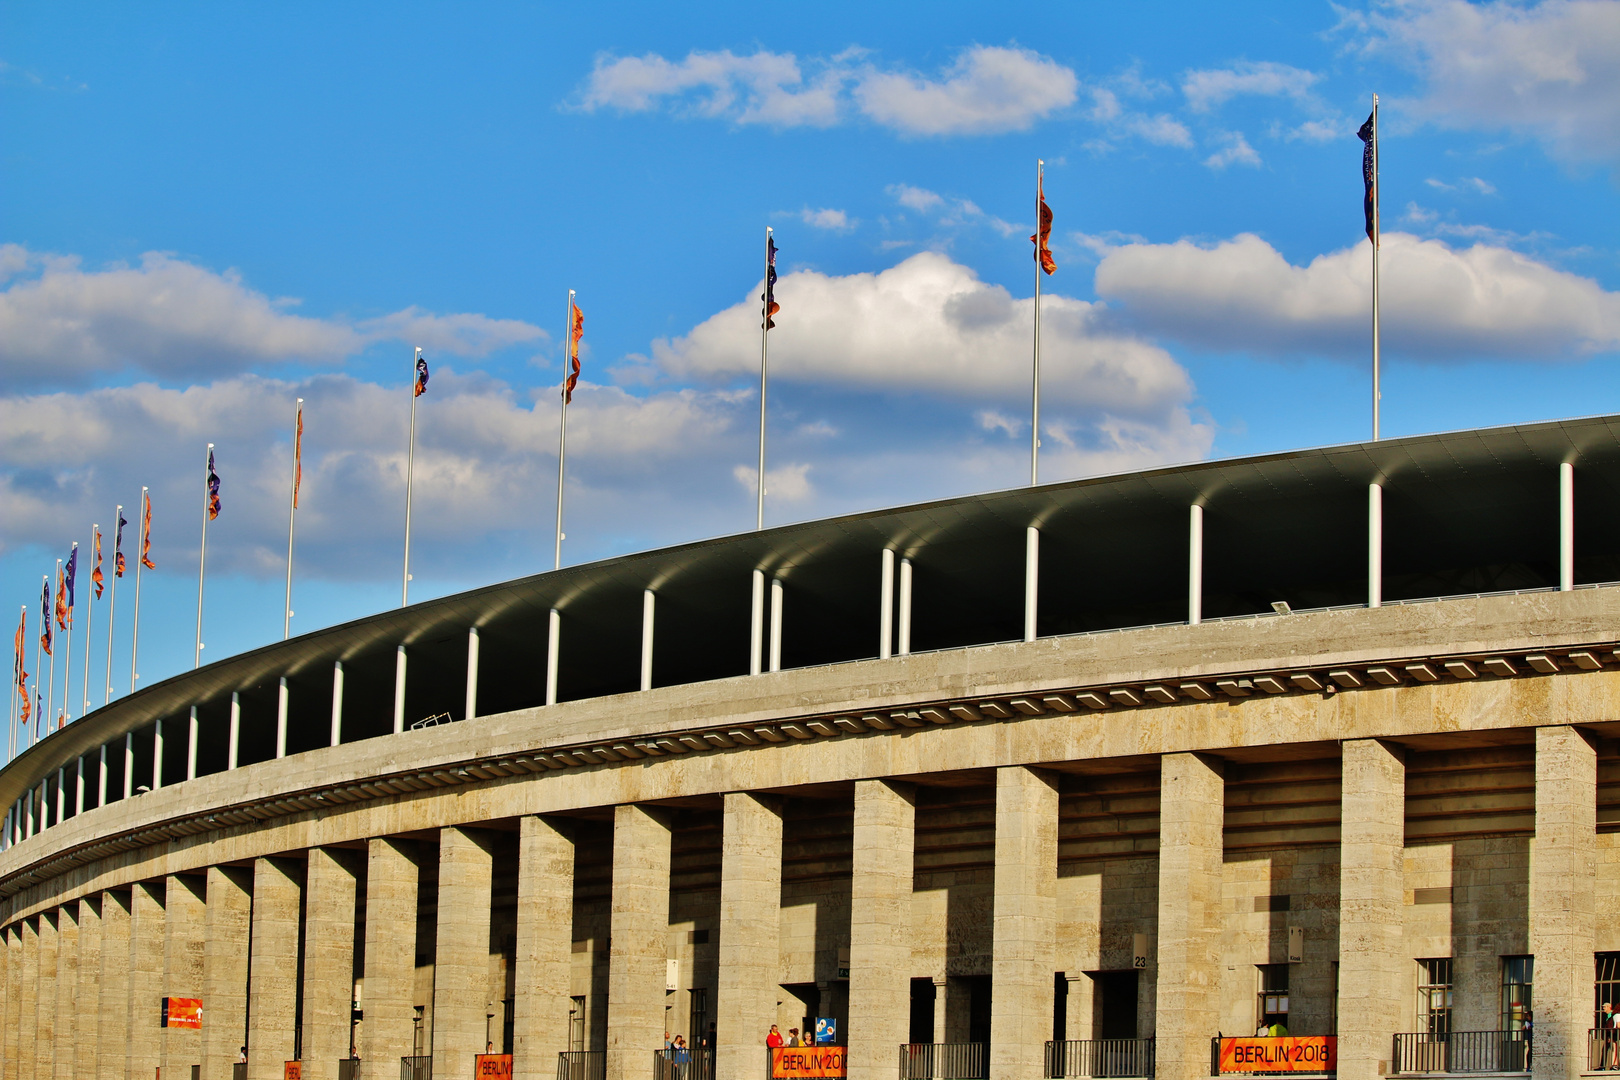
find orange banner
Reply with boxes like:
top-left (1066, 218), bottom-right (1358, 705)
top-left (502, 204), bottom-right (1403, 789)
top-left (1218, 1037), bottom-right (1336, 1073)
top-left (772, 1046), bottom-right (847, 1078)
top-left (283, 1062), bottom-right (302, 1080)
top-left (476, 1055), bottom-right (514, 1078)
top-left (162, 996), bottom-right (202, 1029)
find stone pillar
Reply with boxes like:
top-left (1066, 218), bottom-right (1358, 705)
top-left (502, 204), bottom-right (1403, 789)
top-left (1529, 726), bottom-right (1598, 1080)
top-left (247, 857), bottom-right (304, 1080)
top-left (432, 827), bottom-right (495, 1080)
top-left (362, 838), bottom-right (421, 1068)
top-left (1337, 740), bottom-right (1406, 1080)
top-left (847, 781), bottom-right (914, 1080)
top-left (513, 817), bottom-right (576, 1080)
top-left (99, 891), bottom-right (133, 1079)
top-left (717, 793), bottom-right (784, 1080)
top-left (5, 925), bottom-right (22, 1079)
top-left (126, 881), bottom-right (166, 1080)
top-left (33, 913), bottom-right (56, 1080)
top-left (163, 875), bottom-right (208, 1077)
top-left (17, 919), bottom-right (37, 1080)
top-left (202, 866), bottom-right (255, 1080)
top-left (990, 767), bottom-right (1059, 1080)
top-left (52, 905), bottom-right (78, 1080)
top-left (931, 977), bottom-right (949, 1045)
top-left (606, 805), bottom-right (673, 1080)
top-left (73, 897), bottom-right (102, 1080)
top-left (302, 848), bottom-right (361, 1079)
top-left (1154, 753), bottom-right (1224, 1080)
top-left (1064, 974), bottom-right (1094, 1044)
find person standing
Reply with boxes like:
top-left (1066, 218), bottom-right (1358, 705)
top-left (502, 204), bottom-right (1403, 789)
top-left (1602, 1005), bottom-right (1616, 1070)
top-left (766, 1025), bottom-right (783, 1049)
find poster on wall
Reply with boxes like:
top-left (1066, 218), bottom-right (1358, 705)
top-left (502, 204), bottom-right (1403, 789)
top-left (161, 997), bottom-right (202, 1029)
top-left (771, 1045), bottom-right (847, 1079)
top-left (1217, 1037), bottom-right (1336, 1073)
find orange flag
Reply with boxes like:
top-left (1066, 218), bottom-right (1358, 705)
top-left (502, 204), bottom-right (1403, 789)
top-left (141, 491), bottom-right (156, 570)
top-left (12, 609), bottom-right (27, 725)
top-left (1031, 176), bottom-right (1056, 275)
top-left (565, 299), bottom-right (584, 404)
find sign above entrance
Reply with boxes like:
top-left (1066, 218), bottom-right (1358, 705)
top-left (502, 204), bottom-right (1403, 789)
top-left (1217, 1037), bottom-right (1336, 1073)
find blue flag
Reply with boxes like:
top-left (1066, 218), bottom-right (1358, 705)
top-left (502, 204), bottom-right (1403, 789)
top-left (1357, 111), bottom-right (1376, 245)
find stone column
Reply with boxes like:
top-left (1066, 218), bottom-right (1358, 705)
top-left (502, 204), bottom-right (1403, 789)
top-left (606, 804), bottom-right (672, 1080)
top-left (5, 925), bottom-right (21, 1079)
top-left (847, 781), bottom-right (914, 1080)
top-left (126, 881), bottom-right (166, 1080)
top-left (932, 977), bottom-right (949, 1045)
top-left (99, 891), bottom-right (133, 1079)
top-left (1529, 726), bottom-right (1598, 1080)
top-left (513, 816), bottom-right (576, 1080)
top-left (1064, 974), bottom-right (1094, 1045)
top-left (432, 827), bottom-right (495, 1080)
top-left (52, 905), bottom-right (78, 1080)
top-left (362, 838), bottom-right (421, 1068)
top-left (990, 767), bottom-right (1059, 1080)
top-left (163, 874), bottom-right (208, 1077)
top-left (1337, 740), bottom-right (1406, 1080)
top-left (33, 912), bottom-right (56, 1080)
top-left (1154, 753), bottom-right (1224, 1080)
top-left (73, 897), bottom-right (102, 1080)
top-left (16, 919), bottom-right (37, 1080)
top-left (248, 857), bottom-right (304, 1080)
top-left (202, 866), bottom-right (255, 1080)
top-left (303, 848), bottom-right (361, 1079)
top-left (717, 793), bottom-right (784, 1080)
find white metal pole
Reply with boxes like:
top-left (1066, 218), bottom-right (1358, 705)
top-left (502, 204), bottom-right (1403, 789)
top-left (1560, 462), bottom-right (1575, 591)
top-left (769, 577), bottom-right (783, 673)
top-left (81, 526), bottom-right (96, 715)
top-left (285, 398), bottom-right (302, 639)
top-left (1188, 504), bottom-right (1204, 626)
top-left (1024, 526), bottom-right (1040, 643)
top-left (640, 590), bottom-right (655, 692)
top-left (749, 570), bottom-right (765, 676)
top-left (1368, 483), bottom-right (1383, 609)
top-left (898, 557), bottom-right (913, 656)
top-left (32, 585), bottom-right (42, 749)
top-left (130, 487), bottom-right (147, 695)
top-left (392, 646), bottom-right (407, 734)
top-left (545, 609), bottom-right (561, 706)
top-left (1032, 159), bottom-right (1043, 486)
top-left (555, 292), bottom-right (573, 572)
top-left (48, 561), bottom-right (58, 729)
top-left (401, 348), bottom-right (421, 608)
top-left (61, 545), bottom-right (75, 725)
top-left (276, 676), bottom-right (289, 758)
top-left (187, 706), bottom-right (199, 781)
top-left (465, 628), bottom-right (480, 720)
top-left (195, 443), bottom-right (211, 669)
top-left (879, 548), bottom-right (895, 660)
top-left (227, 692), bottom-right (240, 771)
top-left (1371, 94), bottom-right (1381, 442)
top-left (758, 229), bottom-right (772, 531)
top-left (330, 661), bottom-right (345, 747)
top-left (6, 607), bottom-right (15, 762)
top-left (104, 505), bottom-right (120, 706)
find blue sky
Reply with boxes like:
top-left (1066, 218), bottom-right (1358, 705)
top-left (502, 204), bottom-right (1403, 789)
top-left (3, 0), bottom-right (1619, 732)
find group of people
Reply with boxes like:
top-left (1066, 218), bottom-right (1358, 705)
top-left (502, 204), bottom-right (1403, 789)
top-left (765, 1024), bottom-right (814, 1047)
top-left (1600, 1004), bottom-right (1620, 1068)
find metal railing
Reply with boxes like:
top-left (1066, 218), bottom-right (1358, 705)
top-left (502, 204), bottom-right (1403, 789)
top-left (233, 1066), bottom-right (248, 1080)
top-left (1590, 1029), bottom-right (1619, 1072)
top-left (900, 1043), bottom-right (987, 1079)
top-left (1392, 1031), bottom-right (1528, 1073)
top-left (401, 1055), bottom-right (432, 1080)
top-left (558, 1050), bottom-right (607, 1080)
top-left (654, 1047), bottom-right (714, 1080)
top-left (338, 1060), bottom-right (360, 1080)
top-left (1045, 1038), bottom-right (1155, 1078)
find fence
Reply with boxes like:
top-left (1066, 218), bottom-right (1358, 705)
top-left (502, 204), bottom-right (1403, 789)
top-left (1591, 1030), bottom-right (1619, 1072)
top-left (1045, 1039), bottom-right (1156, 1078)
top-left (899, 1043), bottom-right (988, 1079)
top-left (654, 1047), bottom-right (714, 1080)
top-left (558, 1050), bottom-right (607, 1080)
top-left (1392, 1031), bottom-right (1528, 1073)
top-left (233, 1066), bottom-right (248, 1080)
top-left (400, 1055), bottom-right (432, 1080)
top-left (338, 1060), bottom-right (360, 1080)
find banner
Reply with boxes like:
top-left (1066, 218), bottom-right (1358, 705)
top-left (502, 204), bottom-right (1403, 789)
top-left (283, 1062), bottom-right (302, 1080)
top-left (1218, 1037), bottom-right (1336, 1073)
top-left (772, 1046), bottom-right (846, 1079)
top-left (161, 996), bottom-right (202, 1029)
top-left (476, 1055), bottom-right (514, 1078)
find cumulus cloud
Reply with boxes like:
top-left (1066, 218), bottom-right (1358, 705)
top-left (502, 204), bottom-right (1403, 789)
top-left (1084, 86), bottom-right (1194, 149)
top-left (1204, 132), bottom-right (1262, 169)
top-left (1095, 231), bottom-right (1620, 361)
top-left (0, 246), bottom-right (545, 388)
top-left (1182, 60), bottom-right (1320, 111)
top-left (577, 45), bottom-right (1077, 136)
top-left (799, 207), bottom-right (854, 231)
top-left (1353, 0), bottom-right (1620, 165)
top-left (888, 184), bottom-right (945, 213)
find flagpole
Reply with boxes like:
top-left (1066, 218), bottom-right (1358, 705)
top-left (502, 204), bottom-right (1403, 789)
top-left (403, 348), bottom-right (421, 607)
top-left (10, 605), bottom-right (21, 762)
top-left (131, 487), bottom-right (147, 696)
top-left (555, 291), bottom-right (574, 571)
top-left (33, 579), bottom-right (44, 748)
top-left (757, 227), bottom-right (772, 531)
top-left (104, 505), bottom-right (121, 706)
top-left (62, 543), bottom-right (75, 726)
top-left (195, 444), bottom-right (212, 669)
top-left (1032, 159), bottom-right (1044, 486)
top-left (47, 559), bottom-right (59, 730)
top-left (285, 399), bottom-right (302, 639)
top-left (1371, 93), bottom-right (1381, 442)
top-left (81, 526), bottom-right (96, 715)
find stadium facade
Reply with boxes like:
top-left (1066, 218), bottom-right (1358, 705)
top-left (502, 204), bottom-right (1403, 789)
top-left (0, 415), bottom-right (1617, 1080)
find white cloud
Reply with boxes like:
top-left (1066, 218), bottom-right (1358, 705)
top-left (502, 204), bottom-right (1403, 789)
top-left (1354, 0), bottom-right (1620, 165)
top-left (732, 462), bottom-right (814, 502)
top-left (977, 410), bottom-right (1023, 437)
top-left (1204, 132), bottom-right (1262, 169)
top-left (1182, 60), bottom-right (1320, 111)
top-left (800, 207), bottom-right (854, 231)
top-left (0, 247), bottom-right (544, 387)
top-left (1085, 87), bottom-right (1194, 149)
top-left (888, 184), bottom-right (945, 212)
top-left (577, 45), bottom-right (1077, 136)
top-left (885, 184), bottom-right (1020, 235)
top-left (1094, 231), bottom-right (1620, 360)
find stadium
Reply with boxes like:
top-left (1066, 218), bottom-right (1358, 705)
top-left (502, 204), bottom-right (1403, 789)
top-left (1, 413), bottom-right (1618, 1080)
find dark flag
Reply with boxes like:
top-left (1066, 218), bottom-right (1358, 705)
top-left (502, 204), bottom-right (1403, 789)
top-left (565, 299), bottom-right (584, 404)
top-left (763, 235), bottom-right (780, 330)
top-left (207, 448), bottom-right (221, 520)
top-left (1358, 111), bottom-right (1377, 245)
top-left (63, 545), bottom-right (77, 624)
top-left (414, 353), bottom-right (430, 397)
top-left (40, 580), bottom-right (51, 657)
top-left (1031, 177), bottom-right (1056, 275)
top-left (115, 509), bottom-right (128, 578)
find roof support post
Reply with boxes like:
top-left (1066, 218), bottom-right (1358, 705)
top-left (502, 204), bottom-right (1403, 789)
top-left (392, 646), bottom-right (406, 735)
top-left (1560, 461), bottom-right (1575, 591)
top-left (151, 720), bottom-right (163, 791)
top-left (465, 627), bottom-right (480, 720)
top-left (275, 676), bottom-right (289, 758)
top-left (1368, 482), bottom-right (1383, 609)
top-left (330, 661), bottom-right (344, 747)
top-left (769, 577), bottom-right (783, 673)
top-left (546, 609), bottom-right (560, 706)
top-left (1025, 526), bottom-right (1040, 643)
top-left (1188, 504), bottom-right (1204, 626)
top-left (880, 548), bottom-right (895, 660)
top-left (186, 707), bottom-right (198, 781)
top-left (74, 755), bottom-right (85, 816)
top-left (750, 569), bottom-right (765, 676)
top-left (640, 591), bottom-right (655, 692)
top-left (55, 766), bottom-right (65, 822)
top-left (123, 731), bottom-right (134, 799)
top-left (97, 743), bottom-right (107, 807)
top-left (227, 692), bottom-right (240, 771)
top-left (898, 557), bottom-right (913, 657)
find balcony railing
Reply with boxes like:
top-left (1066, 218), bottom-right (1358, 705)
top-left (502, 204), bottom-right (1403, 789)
top-left (338, 1060), bottom-right (360, 1080)
top-left (1392, 1031), bottom-right (1527, 1074)
top-left (654, 1047), bottom-right (714, 1080)
top-left (233, 1066), bottom-right (248, 1080)
top-left (1045, 1038), bottom-right (1155, 1078)
top-left (899, 1043), bottom-right (988, 1079)
top-left (558, 1050), bottom-right (607, 1080)
top-left (400, 1055), bottom-right (432, 1080)
top-left (1590, 1030), bottom-right (1619, 1072)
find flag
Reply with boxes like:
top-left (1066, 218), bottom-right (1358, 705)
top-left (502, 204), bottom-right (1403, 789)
top-left (207, 449), bottom-right (221, 520)
top-left (91, 527), bottom-right (104, 599)
top-left (1357, 111), bottom-right (1377, 245)
top-left (763, 235), bottom-right (780, 330)
top-left (1031, 177), bottom-right (1056, 275)
top-left (12, 610), bottom-right (26, 724)
top-left (141, 491), bottom-right (156, 570)
top-left (63, 545), bottom-right (77, 626)
top-left (293, 405), bottom-right (304, 508)
top-left (414, 353), bottom-right (430, 397)
top-left (40, 580), bottom-right (51, 657)
top-left (115, 509), bottom-right (128, 578)
top-left (565, 299), bottom-right (584, 404)
top-left (54, 562), bottom-right (67, 631)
